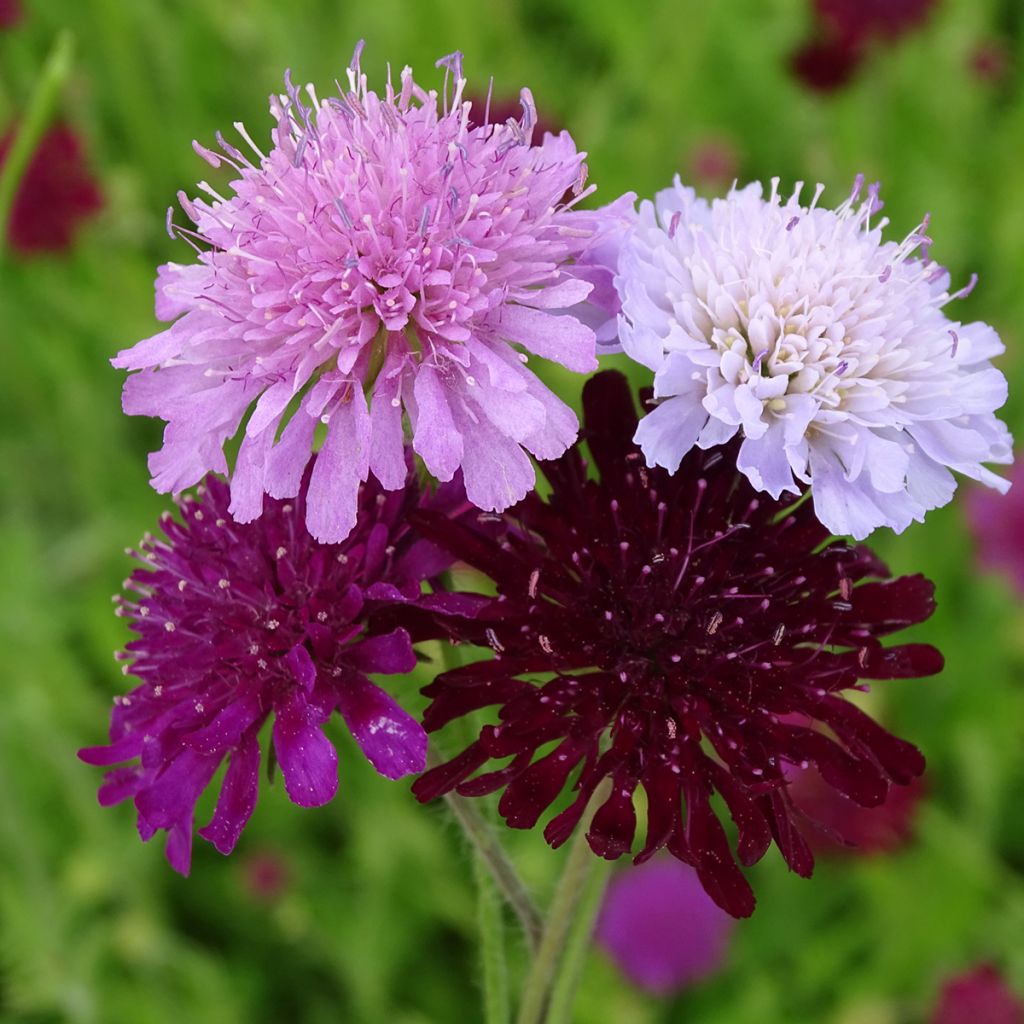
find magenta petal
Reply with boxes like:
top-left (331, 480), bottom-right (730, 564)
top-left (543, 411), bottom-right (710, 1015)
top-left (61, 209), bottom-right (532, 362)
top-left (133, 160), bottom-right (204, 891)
top-left (272, 693), bottom-right (338, 807)
top-left (348, 628), bottom-right (417, 675)
top-left (199, 731), bottom-right (261, 855)
top-left (336, 673), bottom-right (427, 780)
top-left (285, 643), bottom-right (318, 693)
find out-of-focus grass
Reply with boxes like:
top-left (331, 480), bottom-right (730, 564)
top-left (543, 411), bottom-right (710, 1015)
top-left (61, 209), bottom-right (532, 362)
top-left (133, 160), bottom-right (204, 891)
top-left (2, 1), bottom-right (1024, 1021)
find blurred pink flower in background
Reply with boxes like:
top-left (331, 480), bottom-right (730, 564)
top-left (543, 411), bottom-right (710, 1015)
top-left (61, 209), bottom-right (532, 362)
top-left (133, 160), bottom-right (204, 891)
top-left (0, 122), bottom-right (103, 253)
top-left (930, 964), bottom-right (1024, 1024)
top-left (241, 851), bottom-right (291, 903)
top-left (689, 136), bottom-right (739, 191)
top-left (595, 859), bottom-right (734, 995)
top-left (967, 459), bottom-right (1024, 596)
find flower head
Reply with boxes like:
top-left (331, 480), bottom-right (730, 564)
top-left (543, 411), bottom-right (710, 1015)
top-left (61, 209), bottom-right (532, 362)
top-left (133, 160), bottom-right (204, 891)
top-left (412, 371), bottom-right (942, 917)
top-left (0, 122), bottom-right (102, 252)
top-left (967, 458), bottom-right (1024, 596)
top-left (596, 859), bottom-right (733, 995)
top-left (615, 177), bottom-right (1012, 539)
top-left (931, 965), bottom-right (1024, 1024)
top-left (80, 462), bottom-right (467, 874)
top-left (113, 45), bottom-right (616, 542)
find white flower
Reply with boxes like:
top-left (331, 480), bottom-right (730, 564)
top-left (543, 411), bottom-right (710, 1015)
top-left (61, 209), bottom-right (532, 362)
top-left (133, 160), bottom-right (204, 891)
top-left (615, 176), bottom-right (1012, 539)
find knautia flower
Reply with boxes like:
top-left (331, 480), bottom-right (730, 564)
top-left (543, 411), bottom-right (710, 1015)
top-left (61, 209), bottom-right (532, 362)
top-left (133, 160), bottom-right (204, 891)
top-left (113, 44), bottom-right (619, 543)
top-left (411, 371), bottom-right (942, 917)
top-left (79, 462), bottom-right (469, 874)
top-left (596, 859), bottom-right (733, 995)
top-left (615, 176), bottom-right (1012, 540)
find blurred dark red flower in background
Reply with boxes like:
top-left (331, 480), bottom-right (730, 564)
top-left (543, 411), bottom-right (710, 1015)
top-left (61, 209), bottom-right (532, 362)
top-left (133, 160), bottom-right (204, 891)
top-left (0, 0), bottom-right (22, 29)
top-left (0, 122), bottom-right (103, 253)
top-left (792, 0), bottom-right (939, 92)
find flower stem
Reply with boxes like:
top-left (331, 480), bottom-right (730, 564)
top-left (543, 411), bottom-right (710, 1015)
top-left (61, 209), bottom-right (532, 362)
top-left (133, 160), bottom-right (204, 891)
top-left (0, 31), bottom-right (75, 261)
top-left (515, 785), bottom-right (610, 1024)
top-left (542, 854), bottom-right (612, 1023)
top-left (475, 850), bottom-right (511, 1024)
top-left (429, 749), bottom-right (543, 953)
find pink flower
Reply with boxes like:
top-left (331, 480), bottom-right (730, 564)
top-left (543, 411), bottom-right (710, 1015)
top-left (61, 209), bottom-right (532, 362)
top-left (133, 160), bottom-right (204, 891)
top-left (113, 45), bottom-right (620, 542)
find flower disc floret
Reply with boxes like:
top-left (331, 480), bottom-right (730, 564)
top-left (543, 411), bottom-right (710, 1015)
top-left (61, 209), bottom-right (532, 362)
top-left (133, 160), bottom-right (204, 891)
top-left (616, 176), bottom-right (1012, 539)
top-left (411, 371), bottom-right (943, 917)
top-left (114, 45), bottom-right (616, 542)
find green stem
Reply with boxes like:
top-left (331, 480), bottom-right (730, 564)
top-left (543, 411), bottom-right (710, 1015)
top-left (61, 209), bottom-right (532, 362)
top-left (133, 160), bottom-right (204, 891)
top-left (429, 748), bottom-right (543, 953)
top-left (475, 850), bottom-right (511, 1024)
top-left (543, 854), bottom-right (612, 1024)
top-left (0, 31), bottom-right (75, 261)
top-left (515, 785), bottom-right (610, 1024)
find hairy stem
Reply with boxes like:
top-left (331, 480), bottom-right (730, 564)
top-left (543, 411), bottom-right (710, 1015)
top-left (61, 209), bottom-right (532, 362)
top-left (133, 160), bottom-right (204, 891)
top-left (430, 748), bottom-right (543, 953)
top-left (475, 850), bottom-right (511, 1024)
top-left (515, 784), bottom-right (610, 1024)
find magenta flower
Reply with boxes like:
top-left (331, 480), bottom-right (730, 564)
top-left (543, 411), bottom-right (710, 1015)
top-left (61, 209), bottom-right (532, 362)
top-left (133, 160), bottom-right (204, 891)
top-left (79, 463), bottom-right (469, 874)
top-left (931, 965), bottom-right (1024, 1024)
top-left (0, 122), bottom-right (103, 252)
top-left (411, 371), bottom-right (942, 917)
top-left (113, 45), bottom-right (618, 542)
top-left (967, 459), bottom-right (1024, 596)
top-left (596, 860), bottom-right (733, 995)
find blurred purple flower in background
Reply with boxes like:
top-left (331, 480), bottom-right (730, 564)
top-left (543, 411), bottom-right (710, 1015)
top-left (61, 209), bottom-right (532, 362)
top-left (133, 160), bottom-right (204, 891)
top-left (967, 458), bottom-right (1024, 596)
top-left (931, 964), bottom-right (1024, 1024)
top-left (615, 176), bottom-right (1011, 540)
top-left (596, 859), bottom-right (733, 995)
top-left (413, 371), bottom-right (942, 917)
top-left (0, 122), bottom-right (103, 252)
top-left (113, 45), bottom-right (621, 542)
top-left (80, 464), bottom-right (470, 874)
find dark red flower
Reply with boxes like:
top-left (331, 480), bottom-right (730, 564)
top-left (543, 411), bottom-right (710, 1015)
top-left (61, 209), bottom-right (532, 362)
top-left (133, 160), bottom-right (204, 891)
top-left (788, 762), bottom-right (923, 855)
top-left (0, 122), bottom-right (102, 253)
top-left (931, 965), bottom-right (1024, 1024)
top-left (411, 371), bottom-right (942, 917)
top-left (792, 0), bottom-right (939, 92)
top-left (0, 0), bottom-right (22, 29)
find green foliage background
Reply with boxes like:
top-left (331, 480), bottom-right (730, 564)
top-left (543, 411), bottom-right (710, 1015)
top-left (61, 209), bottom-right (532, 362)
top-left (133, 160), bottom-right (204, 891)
top-left (2, 1), bottom-right (1024, 1021)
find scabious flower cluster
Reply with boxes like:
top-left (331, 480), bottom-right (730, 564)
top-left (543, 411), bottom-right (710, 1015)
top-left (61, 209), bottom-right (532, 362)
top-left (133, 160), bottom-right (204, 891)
top-left (113, 44), bottom-right (622, 543)
top-left (86, 45), bottom-right (1014, 927)
top-left (614, 176), bottom-right (1011, 540)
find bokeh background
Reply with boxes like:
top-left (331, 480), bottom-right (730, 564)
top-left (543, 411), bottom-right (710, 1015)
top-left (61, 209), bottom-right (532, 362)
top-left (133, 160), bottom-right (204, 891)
top-left (2, 1), bottom-right (1024, 1021)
